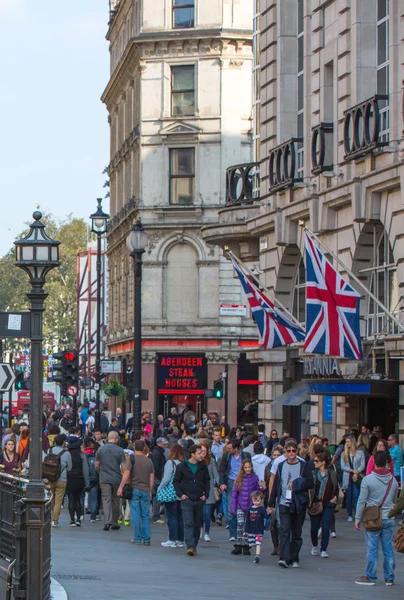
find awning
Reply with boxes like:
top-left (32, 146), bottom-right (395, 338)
top-left (272, 383), bottom-right (310, 407)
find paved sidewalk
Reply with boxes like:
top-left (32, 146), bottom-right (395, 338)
top-left (51, 510), bottom-right (403, 599)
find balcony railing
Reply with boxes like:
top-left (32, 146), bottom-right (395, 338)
top-left (268, 138), bottom-right (303, 193)
top-left (367, 311), bottom-right (402, 338)
top-left (343, 95), bottom-right (389, 161)
top-left (107, 196), bottom-right (137, 234)
top-left (311, 122), bottom-right (334, 174)
top-left (226, 163), bottom-right (260, 206)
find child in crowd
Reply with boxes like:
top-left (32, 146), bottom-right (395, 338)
top-left (244, 491), bottom-right (267, 564)
top-left (231, 459), bottom-right (260, 556)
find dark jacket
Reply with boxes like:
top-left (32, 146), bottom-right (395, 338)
top-left (230, 473), bottom-right (260, 514)
top-left (150, 445), bottom-right (166, 481)
top-left (219, 451), bottom-right (251, 486)
top-left (268, 459), bottom-right (314, 509)
top-left (100, 414), bottom-right (109, 434)
top-left (388, 485), bottom-right (404, 518)
top-left (266, 437), bottom-right (280, 455)
top-left (311, 468), bottom-right (339, 506)
top-left (173, 460), bottom-right (210, 501)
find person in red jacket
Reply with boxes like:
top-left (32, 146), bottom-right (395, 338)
top-left (230, 459), bottom-right (260, 556)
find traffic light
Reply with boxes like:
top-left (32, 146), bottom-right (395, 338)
top-left (213, 379), bottom-right (224, 399)
top-left (14, 371), bottom-right (27, 391)
top-left (53, 352), bottom-right (67, 396)
top-left (64, 350), bottom-right (79, 392)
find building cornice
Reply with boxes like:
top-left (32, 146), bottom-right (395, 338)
top-left (101, 40), bottom-right (140, 108)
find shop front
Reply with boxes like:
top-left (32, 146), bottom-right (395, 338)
top-left (157, 353), bottom-right (207, 420)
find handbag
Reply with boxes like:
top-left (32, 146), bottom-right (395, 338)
top-left (363, 476), bottom-right (393, 531)
top-left (393, 525), bottom-right (404, 553)
top-left (308, 501), bottom-right (323, 516)
top-left (122, 484), bottom-right (133, 500)
top-left (213, 486), bottom-right (221, 502)
top-left (156, 460), bottom-right (177, 503)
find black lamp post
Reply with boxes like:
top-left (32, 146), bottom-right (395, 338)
top-left (14, 211), bottom-right (60, 600)
top-left (90, 198), bottom-right (109, 428)
top-left (126, 218), bottom-right (148, 436)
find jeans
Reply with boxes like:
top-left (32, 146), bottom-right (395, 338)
top-left (310, 502), bottom-right (335, 551)
top-left (203, 502), bottom-right (212, 534)
top-left (88, 485), bottom-right (99, 520)
top-left (164, 501), bottom-right (184, 542)
top-left (279, 504), bottom-right (306, 564)
top-left (129, 489), bottom-right (151, 543)
top-left (181, 499), bottom-right (204, 550)
top-left (226, 479), bottom-right (237, 539)
top-left (365, 519), bottom-right (395, 582)
top-left (346, 481), bottom-right (360, 517)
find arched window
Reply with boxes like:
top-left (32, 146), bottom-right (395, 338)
top-left (366, 230), bottom-right (398, 336)
top-left (166, 244), bottom-right (198, 323)
top-left (292, 258), bottom-right (306, 324)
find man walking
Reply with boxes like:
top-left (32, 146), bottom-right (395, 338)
top-left (210, 428), bottom-right (225, 464)
top-left (268, 440), bottom-right (313, 568)
top-left (354, 450), bottom-right (398, 586)
top-left (95, 431), bottom-right (130, 531)
top-left (219, 439), bottom-right (250, 541)
top-left (118, 440), bottom-right (155, 545)
top-left (387, 434), bottom-right (403, 484)
top-left (150, 437), bottom-right (169, 523)
top-left (48, 433), bottom-right (72, 527)
top-left (174, 444), bottom-right (210, 556)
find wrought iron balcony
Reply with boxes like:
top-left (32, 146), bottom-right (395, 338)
top-left (311, 122), bottom-right (334, 174)
top-left (343, 95), bottom-right (389, 161)
top-left (268, 138), bottom-right (303, 193)
top-left (226, 163), bottom-right (260, 206)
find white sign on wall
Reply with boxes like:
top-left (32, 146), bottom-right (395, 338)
top-left (220, 304), bottom-right (247, 317)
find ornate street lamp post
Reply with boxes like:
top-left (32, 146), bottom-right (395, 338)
top-left (90, 198), bottom-right (109, 428)
top-left (126, 219), bottom-right (148, 436)
top-left (14, 211), bottom-right (60, 600)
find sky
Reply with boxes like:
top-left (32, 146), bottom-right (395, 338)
top-left (0, 0), bottom-right (110, 256)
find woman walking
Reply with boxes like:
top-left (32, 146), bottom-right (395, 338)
top-left (66, 435), bottom-right (90, 527)
top-left (200, 442), bottom-right (219, 542)
top-left (0, 439), bottom-right (21, 474)
top-left (366, 439), bottom-right (394, 475)
top-left (230, 459), bottom-right (260, 555)
top-left (340, 436), bottom-right (365, 522)
top-left (158, 444), bottom-right (185, 548)
top-left (309, 452), bottom-right (338, 558)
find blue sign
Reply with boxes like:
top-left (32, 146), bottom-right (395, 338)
top-left (305, 381), bottom-right (371, 395)
top-left (323, 395), bottom-right (333, 422)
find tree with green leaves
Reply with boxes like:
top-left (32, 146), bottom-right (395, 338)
top-left (0, 212), bottom-right (91, 351)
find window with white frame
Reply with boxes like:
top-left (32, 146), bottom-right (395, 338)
top-left (169, 148), bottom-right (195, 205)
top-left (377, 0), bottom-right (390, 142)
top-left (364, 229), bottom-right (398, 337)
top-left (173, 0), bottom-right (195, 29)
top-left (297, 0), bottom-right (304, 178)
top-left (293, 258), bottom-right (306, 325)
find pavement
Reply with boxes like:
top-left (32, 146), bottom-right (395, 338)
top-left (51, 509), bottom-right (404, 600)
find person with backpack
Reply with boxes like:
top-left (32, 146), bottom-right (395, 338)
top-left (45, 434), bottom-right (72, 527)
top-left (83, 438), bottom-right (99, 523)
top-left (66, 435), bottom-right (90, 527)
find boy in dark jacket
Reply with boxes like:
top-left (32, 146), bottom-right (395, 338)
top-left (174, 444), bottom-right (210, 556)
top-left (268, 441), bottom-right (313, 568)
top-left (244, 490), bottom-right (267, 564)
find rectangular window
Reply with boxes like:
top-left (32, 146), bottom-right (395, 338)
top-left (173, 0), bottom-right (195, 29)
top-left (297, 0), bottom-right (304, 178)
top-left (171, 66), bottom-right (195, 116)
top-left (377, 0), bottom-right (390, 142)
top-left (169, 148), bottom-right (195, 205)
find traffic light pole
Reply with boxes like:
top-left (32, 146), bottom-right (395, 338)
top-left (95, 232), bottom-right (102, 430)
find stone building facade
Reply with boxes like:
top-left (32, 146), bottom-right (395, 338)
top-left (102, 0), bottom-right (260, 424)
top-left (202, 0), bottom-right (404, 443)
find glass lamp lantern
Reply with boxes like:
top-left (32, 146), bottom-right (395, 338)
top-left (90, 198), bottom-right (109, 234)
top-left (14, 211), bottom-right (60, 280)
top-left (126, 219), bottom-right (149, 254)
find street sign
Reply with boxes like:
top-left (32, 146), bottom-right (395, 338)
top-left (0, 312), bottom-right (31, 339)
top-left (0, 364), bottom-right (16, 392)
top-left (219, 304), bottom-right (247, 316)
top-left (67, 385), bottom-right (78, 396)
top-left (100, 360), bottom-right (122, 374)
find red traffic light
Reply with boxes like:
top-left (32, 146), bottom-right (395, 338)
top-left (64, 351), bottom-right (77, 361)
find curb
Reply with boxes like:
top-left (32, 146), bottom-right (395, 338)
top-left (51, 577), bottom-right (68, 600)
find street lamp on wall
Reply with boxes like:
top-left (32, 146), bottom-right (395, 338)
top-left (126, 218), bottom-right (148, 436)
top-left (90, 198), bottom-right (109, 428)
top-left (14, 210), bottom-right (60, 600)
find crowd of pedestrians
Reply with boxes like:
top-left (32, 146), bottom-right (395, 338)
top-left (1, 405), bottom-right (403, 585)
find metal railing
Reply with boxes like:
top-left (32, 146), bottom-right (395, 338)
top-left (226, 163), bottom-right (260, 206)
top-left (366, 311), bottom-right (403, 338)
top-left (0, 472), bottom-right (51, 599)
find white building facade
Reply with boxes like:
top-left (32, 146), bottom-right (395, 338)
top-left (103, 0), bottom-right (261, 424)
top-left (202, 0), bottom-right (404, 444)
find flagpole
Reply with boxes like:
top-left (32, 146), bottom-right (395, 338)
top-left (226, 249), bottom-right (304, 331)
top-left (302, 225), bottom-right (404, 334)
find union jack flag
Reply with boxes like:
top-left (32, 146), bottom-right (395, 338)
top-left (304, 233), bottom-right (363, 359)
top-left (231, 259), bottom-right (305, 349)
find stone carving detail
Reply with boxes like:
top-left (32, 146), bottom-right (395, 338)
top-left (229, 60), bottom-right (243, 69)
top-left (205, 353), bottom-right (239, 363)
top-left (141, 352), bottom-right (157, 363)
top-left (147, 230), bottom-right (164, 254)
